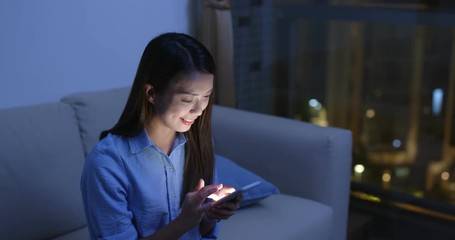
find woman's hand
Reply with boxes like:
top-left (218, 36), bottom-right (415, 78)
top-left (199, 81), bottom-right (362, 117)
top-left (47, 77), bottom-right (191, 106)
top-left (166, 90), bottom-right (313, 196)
top-left (140, 179), bottom-right (220, 240)
top-left (205, 185), bottom-right (243, 221)
top-left (177, 179), bottom-right (221, 232)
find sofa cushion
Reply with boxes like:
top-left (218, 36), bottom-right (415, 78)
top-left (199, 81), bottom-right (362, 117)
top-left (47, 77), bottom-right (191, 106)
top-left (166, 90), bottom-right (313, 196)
top-left (219, 194), bottom-right (333, 240)
top-left (50, 226), bottom-right (89, 240)
top-left (216, 154), bottom-right (279, 207)
top-left (61, 87), bottom-right (130, 156)
top-left (0, 103), bottom-right (86, 239)
top-left (49, 195), bottom-right (333, 240)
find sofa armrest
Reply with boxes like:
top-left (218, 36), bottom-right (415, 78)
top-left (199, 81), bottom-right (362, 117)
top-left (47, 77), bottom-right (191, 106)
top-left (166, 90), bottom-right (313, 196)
top-left (211, 105), bottom-right (352, 240)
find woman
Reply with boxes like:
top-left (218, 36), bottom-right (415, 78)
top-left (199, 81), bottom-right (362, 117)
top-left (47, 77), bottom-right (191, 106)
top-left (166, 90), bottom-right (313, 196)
top-left (81, 32), bottom-right (241, 240)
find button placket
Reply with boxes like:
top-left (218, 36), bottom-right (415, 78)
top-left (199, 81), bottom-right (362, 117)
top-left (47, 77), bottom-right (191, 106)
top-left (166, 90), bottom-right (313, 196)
top-left (163, 153), bottom-right (179, 219)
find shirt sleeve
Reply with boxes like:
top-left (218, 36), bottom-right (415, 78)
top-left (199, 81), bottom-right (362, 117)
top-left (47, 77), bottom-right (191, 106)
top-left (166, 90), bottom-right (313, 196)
top-left (81, 148), bottom-right (138, 240)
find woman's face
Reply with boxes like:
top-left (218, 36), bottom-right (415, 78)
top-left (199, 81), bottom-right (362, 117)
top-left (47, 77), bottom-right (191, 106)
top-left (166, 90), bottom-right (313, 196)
top-left (150, 72), bottom-right (214, 133)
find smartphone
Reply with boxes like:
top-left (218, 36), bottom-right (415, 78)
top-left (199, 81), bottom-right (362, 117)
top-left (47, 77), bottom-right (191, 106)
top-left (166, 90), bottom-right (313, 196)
top-left (211, 181), bottom-right (261, 207)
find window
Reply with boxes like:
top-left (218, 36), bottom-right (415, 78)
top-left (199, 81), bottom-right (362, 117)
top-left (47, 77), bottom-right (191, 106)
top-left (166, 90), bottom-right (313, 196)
top-left (232, 0), bottom-right (455, 238)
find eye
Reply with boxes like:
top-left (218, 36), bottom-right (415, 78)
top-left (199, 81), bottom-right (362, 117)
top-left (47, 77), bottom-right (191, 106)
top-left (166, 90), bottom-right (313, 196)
top-left (181, 98), bottom-right (194, 103)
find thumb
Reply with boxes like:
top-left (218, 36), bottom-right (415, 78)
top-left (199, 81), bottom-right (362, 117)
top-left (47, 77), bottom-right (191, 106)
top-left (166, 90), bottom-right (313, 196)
top-left (194, 179), bottom-right (205, 192)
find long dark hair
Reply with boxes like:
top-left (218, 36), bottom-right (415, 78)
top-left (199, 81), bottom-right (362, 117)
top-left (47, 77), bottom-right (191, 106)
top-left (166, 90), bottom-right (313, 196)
top-left (100, 32), bottom-right (216, 199)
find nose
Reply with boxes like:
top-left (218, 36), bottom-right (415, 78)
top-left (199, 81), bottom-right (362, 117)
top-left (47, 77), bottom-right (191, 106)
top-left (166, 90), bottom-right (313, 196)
top-left (190, 99), bottom-right (204, 116)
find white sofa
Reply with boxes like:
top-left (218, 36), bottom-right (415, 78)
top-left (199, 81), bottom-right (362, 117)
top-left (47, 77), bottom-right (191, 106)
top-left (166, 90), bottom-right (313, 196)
top-left (0, 87), bottom-right (352, 240)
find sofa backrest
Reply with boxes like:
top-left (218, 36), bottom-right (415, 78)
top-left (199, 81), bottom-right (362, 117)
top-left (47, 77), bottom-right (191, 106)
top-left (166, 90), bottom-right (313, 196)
top-left (0, 103), bottom-right (86, 239)
top-left (211, 105), bottom-right (352, 240)
top-left (61, 87), bottom-right (130, 156)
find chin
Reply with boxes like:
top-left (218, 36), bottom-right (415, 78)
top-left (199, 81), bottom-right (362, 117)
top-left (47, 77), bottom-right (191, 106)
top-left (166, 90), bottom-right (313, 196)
top-left (176, 126), bottom-right (192, 133)
top-left (176, 130), bottom-right (190, 133)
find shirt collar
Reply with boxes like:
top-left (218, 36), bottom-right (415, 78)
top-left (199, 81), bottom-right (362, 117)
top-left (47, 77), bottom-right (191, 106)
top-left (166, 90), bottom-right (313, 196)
top-left (128, 128), bottom-right (187, 154)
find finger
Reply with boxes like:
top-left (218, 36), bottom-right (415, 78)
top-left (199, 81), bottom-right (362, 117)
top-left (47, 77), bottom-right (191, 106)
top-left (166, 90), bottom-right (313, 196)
top-left (202, 201), bottom-right (217, 212)
top-left (205, 210), bottom-right (218, 221)
top-left (211, 207), bottom-right (235, 219)
top-left (194, 179), bottom-right (205, 192)
top-left (206, 207), bottom-right (228, 220)
top-left (199, 185), bottom-right (219, 199)
top-left (197, 186), bottom-right (221, 209)
top-left (219, 201), bottom-right (239, 211)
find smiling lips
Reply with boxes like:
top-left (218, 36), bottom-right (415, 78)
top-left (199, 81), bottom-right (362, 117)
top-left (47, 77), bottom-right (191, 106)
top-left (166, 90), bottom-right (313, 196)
top-left (181, 118), bottom-right (195, 125)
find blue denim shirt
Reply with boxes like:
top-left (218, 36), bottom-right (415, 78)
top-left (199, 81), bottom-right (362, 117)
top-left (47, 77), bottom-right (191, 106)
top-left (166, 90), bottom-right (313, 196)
top-left (81, 129), bottom-right (219, 240)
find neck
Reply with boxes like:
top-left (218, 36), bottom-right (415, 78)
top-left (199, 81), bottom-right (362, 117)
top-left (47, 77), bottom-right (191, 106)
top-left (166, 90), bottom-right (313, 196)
top-left (145, 123), bottom-right (176, 155)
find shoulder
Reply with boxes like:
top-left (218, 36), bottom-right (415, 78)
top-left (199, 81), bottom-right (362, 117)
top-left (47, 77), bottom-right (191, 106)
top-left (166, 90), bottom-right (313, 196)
top-left (85, 133), bottom-right (129, 170)
top-left (81, 134), bottom-right (133, 190)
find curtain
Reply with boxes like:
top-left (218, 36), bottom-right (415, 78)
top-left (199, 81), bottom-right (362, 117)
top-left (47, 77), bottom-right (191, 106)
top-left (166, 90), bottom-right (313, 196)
top-left (198, 0), bottom-right (236, 107)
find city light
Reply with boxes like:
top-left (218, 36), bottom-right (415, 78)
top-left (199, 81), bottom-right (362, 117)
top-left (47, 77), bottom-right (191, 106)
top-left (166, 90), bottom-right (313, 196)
top-left (354, 164), bottom-right (365, 173)
top-left (392, 139), bottom-right (402, 148)
top-left (395, 167), bottom-right (410, 178)
top-left (441, 171), bottom-right (450, 181)
top-left (432, 88), bottom-right (443, 116)
top-left (382, 170), bottom-right (392, 189)
top-left (353, 164), bottom-right (365, 182)
top-left (366, 109), bottom-right (375, 118)
top-left (382, 172), bottom-right (391, 182)
top-left (308, 99), bottom-right (321, 110)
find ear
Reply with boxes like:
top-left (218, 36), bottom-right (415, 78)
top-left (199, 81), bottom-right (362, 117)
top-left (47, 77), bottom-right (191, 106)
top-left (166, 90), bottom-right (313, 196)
top-left (144, 84), bottom-right (155, 104)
